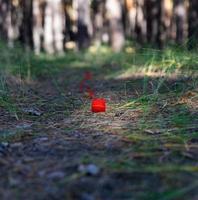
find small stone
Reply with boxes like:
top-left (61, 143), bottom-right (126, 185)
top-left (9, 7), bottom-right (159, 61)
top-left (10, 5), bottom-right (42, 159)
top-left (1, 142), bottom-right (9, 147)
top-left (33, 137), bottom-right (48, 143)
top-left (22, 107), bottom-right (42, 116)
top-left (47, 171), bottom-right (65, 179)
top-left (16, 123), bottom-right (32, 129)
top-left (78, 164), bottom-right (100, 176)
top-left (10, 142), bottom-right (23, 148)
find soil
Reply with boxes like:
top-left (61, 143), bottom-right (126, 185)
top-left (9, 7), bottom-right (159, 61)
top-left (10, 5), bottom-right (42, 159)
top-left (0, 71), bottom-right (197, 200)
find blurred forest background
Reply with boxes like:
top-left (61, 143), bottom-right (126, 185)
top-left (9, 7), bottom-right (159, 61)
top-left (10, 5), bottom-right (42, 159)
top-left (0, 0), bottom-right (198, 53)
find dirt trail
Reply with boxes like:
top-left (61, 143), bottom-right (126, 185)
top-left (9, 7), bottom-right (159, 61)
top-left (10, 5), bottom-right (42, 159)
top-left (0, 74), bottom-right (197, 200)
top-left (0, 76), bottom-right (135, 200)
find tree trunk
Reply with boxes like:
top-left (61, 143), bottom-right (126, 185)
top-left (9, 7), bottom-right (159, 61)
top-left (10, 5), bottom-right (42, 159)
top-left (43, 0), bottom-right (65, 54)
top-left (135, 0), bottom-right (147, 44)
top-left (7, 1), bottom-right (21, 47)
top-left (0, 0), bottom-right (21, 46)
top-left (145, 0), bottom-right (172, 48)
top-left (146, 0), bottom-right (158, 44)
top-left (156, 0), bottom-right (165, 49)
top-left (92, 0), bottom-right (105, 46)
top-left (74, 0), bottom-right (92, 49)
top-left (63, 0), bottom-right (73, 43)
top-left (0, 0), bottom-right (9, 41)
top-left (124, 0), bottom-right (137, 38)
top-left (164, 0), bottom-right (173, 42)
top-left (188, 0), bottom-right (198, 49)
top-left (106, 0), bottom-right (125, 52)
top-left (33, 0), bottom-right (45, 54)
top-left (156, 0), bottom-right (172, 49)
top-left (174, 0), bottom-right (187, 45)
top-left (20, 0), bottom-right (33, 49)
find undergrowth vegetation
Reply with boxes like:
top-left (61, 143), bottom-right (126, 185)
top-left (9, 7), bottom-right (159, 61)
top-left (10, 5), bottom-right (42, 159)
top-left (0, 40), bottom-right (197, 125)
top-left (0, 40), bottom-right (198, 79)
top-left (0, 40), bottom-right (197, 129)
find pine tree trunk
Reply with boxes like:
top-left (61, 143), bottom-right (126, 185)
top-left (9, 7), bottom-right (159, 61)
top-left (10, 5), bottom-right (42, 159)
top-left (20, 0), bottom-right (33, 49)
top-left (188, 0), bottom-right (198, 49)
top-left (33, 0), bottom-right (44, 54)
top-left (156, 0), bottom-right (162, 48)
top-left (74, 0), bottom-right (92, 49)
top-left (174, 0), bottom-right (187, 44)
top-left (0, 0), bottom-right (8, 40)
top-left (43, 0), bottom-right (65, 54)
top-left (156, 0), bottom-right (172, 49)
top-left (125, 0), bottom-right (136, 38)
top-left (135, 0), bottom-right (147, 44)
top-left (146, 0), bottom-right (158, 44)
top-left (92, 0), bottom-right (105, 46)
top-left (106, 0), bottom-right (124, 52)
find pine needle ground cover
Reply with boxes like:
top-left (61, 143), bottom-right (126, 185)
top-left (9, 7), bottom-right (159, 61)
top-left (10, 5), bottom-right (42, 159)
top-left (0, 44), bottom-right (197, 200)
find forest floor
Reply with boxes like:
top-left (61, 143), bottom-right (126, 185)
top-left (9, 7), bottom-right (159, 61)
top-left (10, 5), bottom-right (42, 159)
top-left (0, 46), bottom-right (198, 200)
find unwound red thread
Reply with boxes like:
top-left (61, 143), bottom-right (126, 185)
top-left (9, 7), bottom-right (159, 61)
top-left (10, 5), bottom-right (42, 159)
top-left (79, 72), bottom-right (95, 99)
top-left (79, 72), bottom-right (106, 113)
